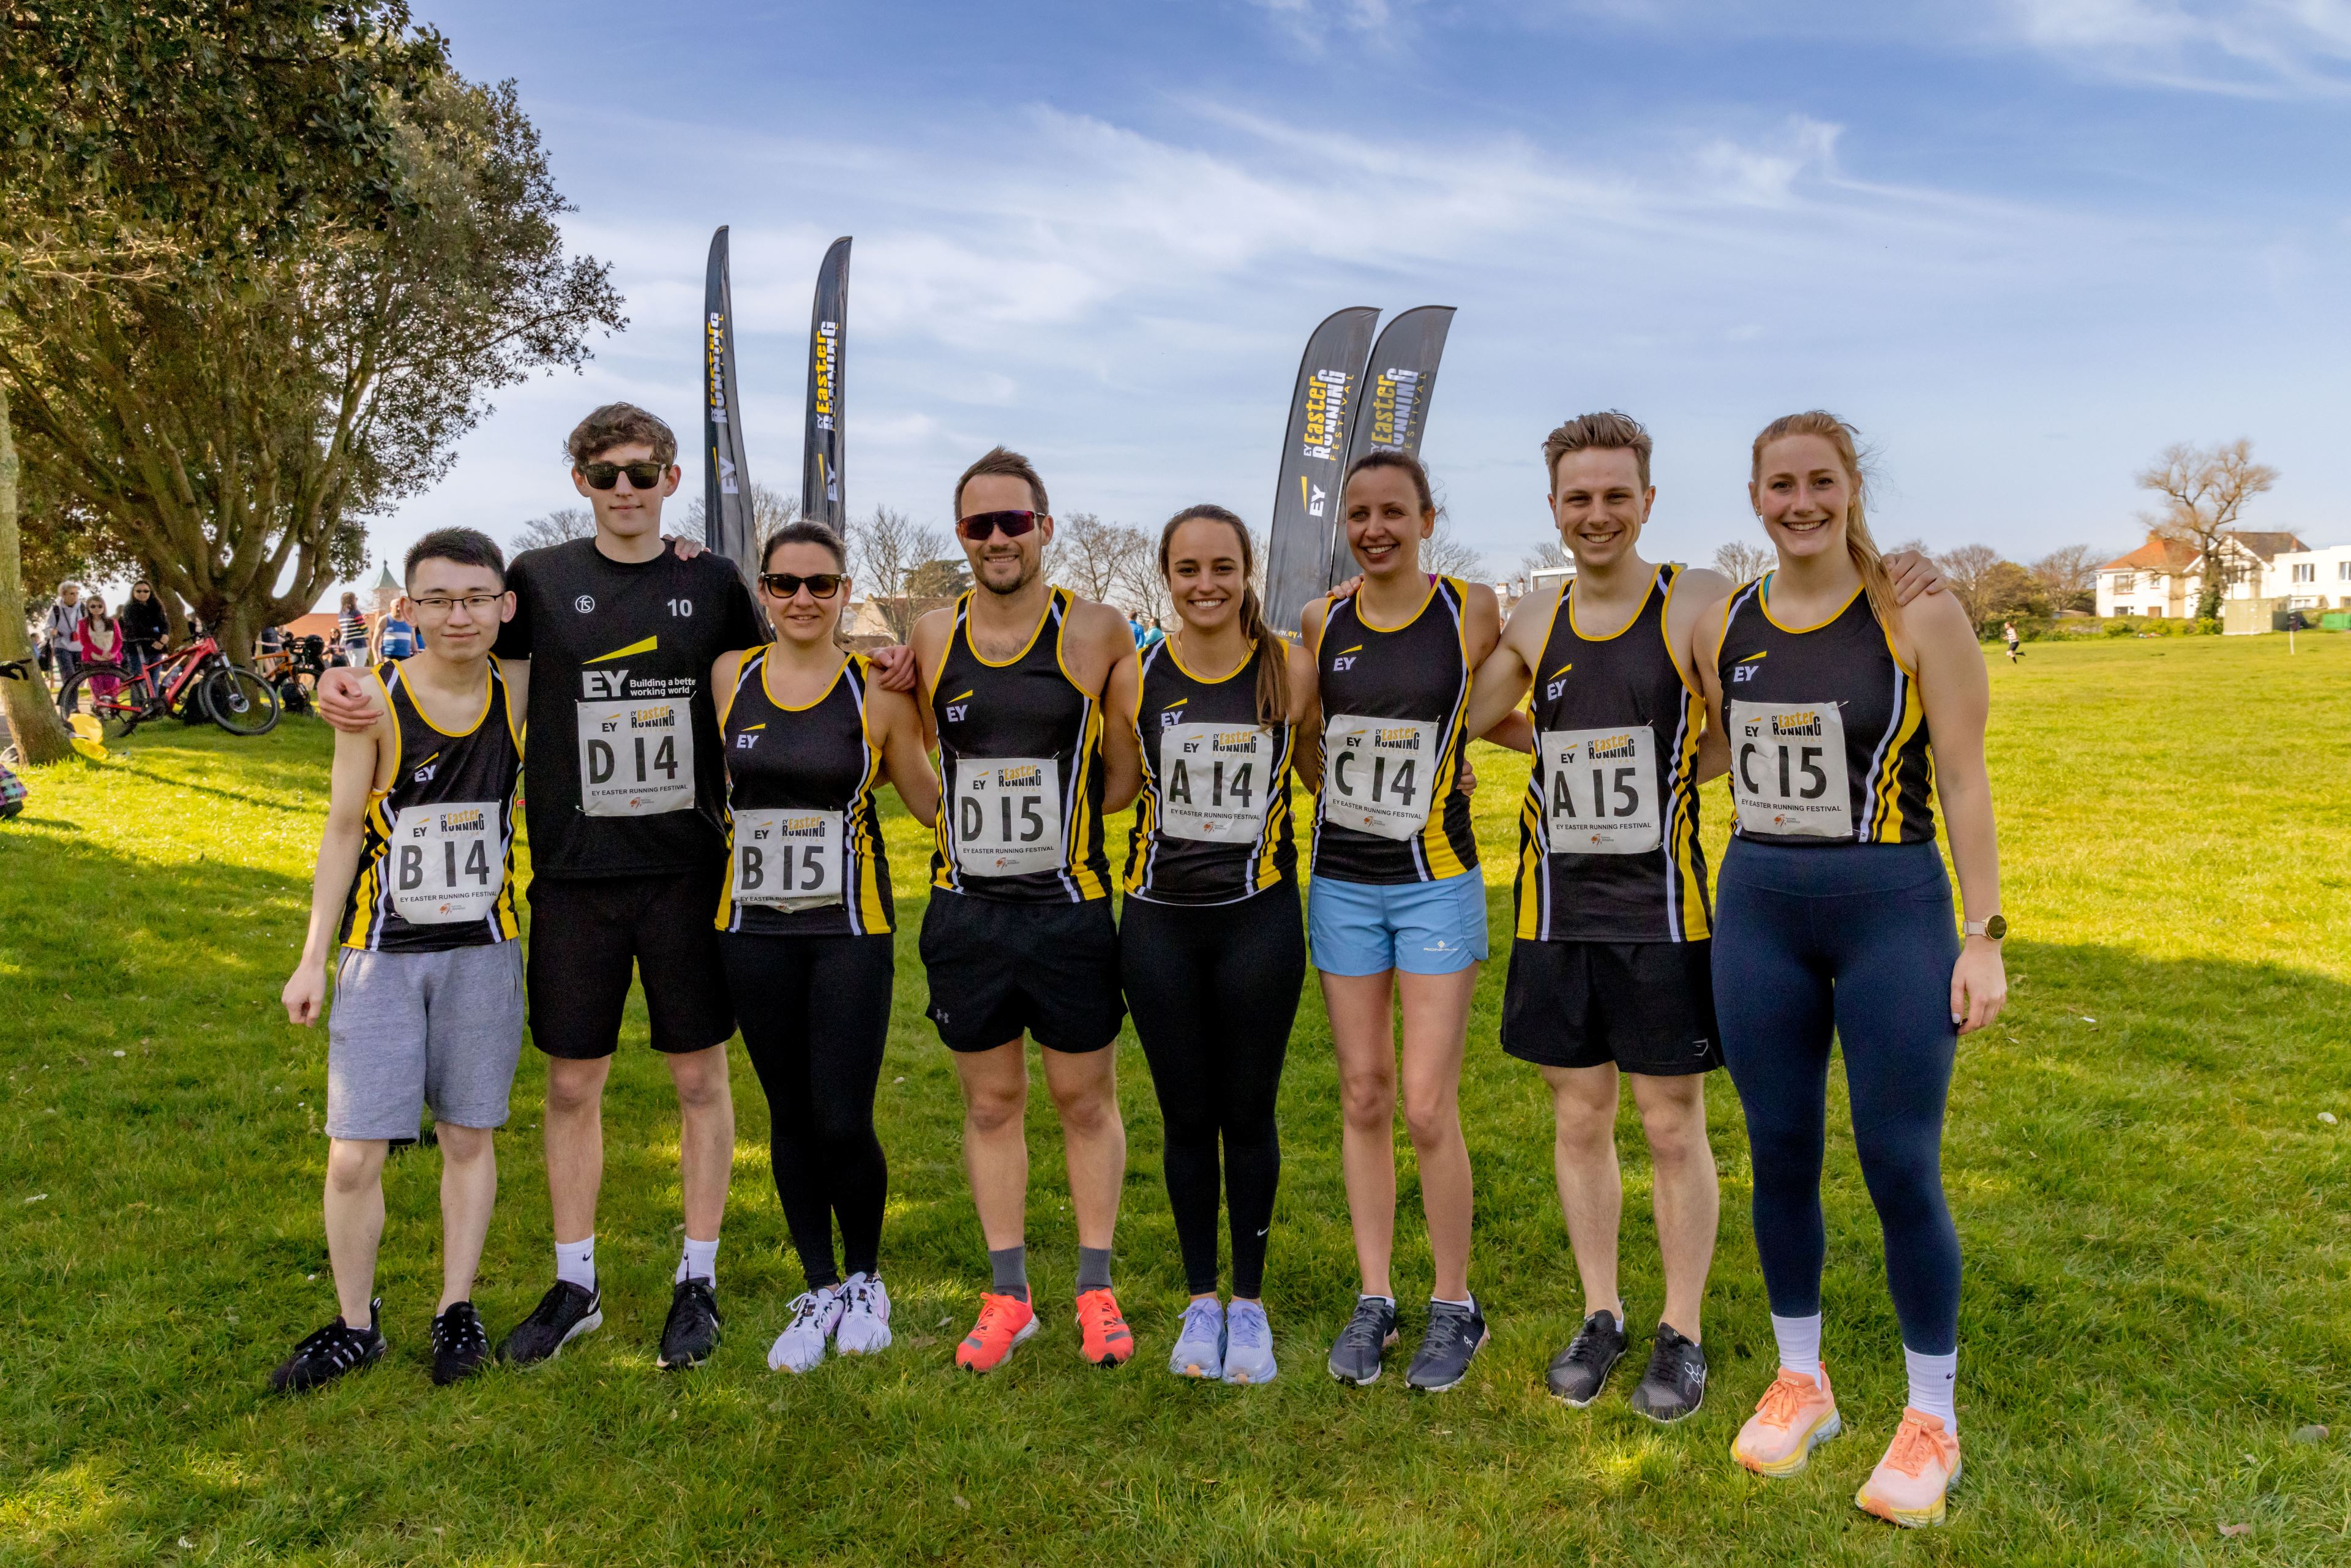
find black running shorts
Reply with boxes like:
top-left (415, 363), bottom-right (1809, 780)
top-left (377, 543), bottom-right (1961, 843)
top-left (525, 865), bottom-right (735, 1059)
top-left (1501, 937), bottom-right (1722, 1076)
top-left (918, 891), bottom-right (1125, 1054)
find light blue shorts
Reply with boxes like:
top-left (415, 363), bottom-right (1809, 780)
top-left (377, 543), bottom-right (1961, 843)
top-left (1307, 870), bottom-right (1491, 977)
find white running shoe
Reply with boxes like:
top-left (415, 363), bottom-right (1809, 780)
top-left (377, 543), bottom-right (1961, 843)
top-left (834, 1272), bottom-right (893, 1356)
top-left (1221, 1297), bottom-right (1277, 1386)
top-left (767, 1286), bottom-right (842, 1374)
top-left (1168, 1296), bottom-right (1225, 1379)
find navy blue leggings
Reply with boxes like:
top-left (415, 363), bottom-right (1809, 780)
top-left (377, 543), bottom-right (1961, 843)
top-left (1711, 838), bottom-right (1962, 1355)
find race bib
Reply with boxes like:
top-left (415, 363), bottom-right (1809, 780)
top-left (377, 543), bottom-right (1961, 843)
top-left (577, 698), bottom-right (694, 817)
top-left (1322, 713), bottom-right (1439, 842)
top-left (730, 808), bottom-right (845, 910)
top-left (1730, 699), bottom-right (1854, 839)
top-left (389, 801), bottom-right (503, 924)
top-left (1157, 722), bottom-right (1274, 844)
top-left (1540, 725), bottom-right (1661, 855)
top-left (951, 757), bottom-right (1065, 879)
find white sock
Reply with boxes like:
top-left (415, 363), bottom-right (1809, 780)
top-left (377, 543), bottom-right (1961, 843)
top-left (1905, 1346), bottom-right (1957, 1428)
top-left (1771, 1311), bottom-right (1823, 1381)
top-left (555, 1235), bottom-right (595, 1292)
top-left (1431, 1294), bottom-right (1475, 1311)
top-left (677, 1233), bottom-right (719, 1286)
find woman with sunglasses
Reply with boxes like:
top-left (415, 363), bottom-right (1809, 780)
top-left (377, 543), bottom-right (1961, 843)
top-left (714, 521), bottom-right (940, 1375)
top-left (1122, 505), bottom-right (1318, 1385)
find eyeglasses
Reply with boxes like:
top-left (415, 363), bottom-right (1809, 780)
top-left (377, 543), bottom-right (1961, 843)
top-left (758, 572), bottom-right (844, 600)
top-left (410, 593), bottom-right (506, 615)
top-left (578, 460), bottom-right (667, 490)
top-left (958, 509), bottom-right (1043, 541)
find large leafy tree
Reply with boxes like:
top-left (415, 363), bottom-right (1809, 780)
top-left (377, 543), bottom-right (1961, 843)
top-left (0, 0), bottom-right (443, 760)
top-left (3, 69), bottom-right (624, 661)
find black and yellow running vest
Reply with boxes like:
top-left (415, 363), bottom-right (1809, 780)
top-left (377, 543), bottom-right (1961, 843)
top-left (1513, 566), bottom-right (1710, 942)
top-left (340, 661), bottom-right (522, 952)
top-left (1123, 638), bottom-right (1296, 906)
top-left (929, 586), bottom-right (1111, 903)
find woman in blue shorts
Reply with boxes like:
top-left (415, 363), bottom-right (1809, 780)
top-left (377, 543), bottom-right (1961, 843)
top-left (1302, 449), bottom-right (1502, 1394)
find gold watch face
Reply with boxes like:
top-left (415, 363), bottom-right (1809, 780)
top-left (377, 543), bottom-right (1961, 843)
top-left (1984, 914), bottom-right (2008, 940)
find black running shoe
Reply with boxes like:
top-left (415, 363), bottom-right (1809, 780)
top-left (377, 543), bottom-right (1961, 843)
top-left (657, 1277), bottom-right (723, 1370)
top-left (1406, 1298), bottom-right (1490, 1393)
top-left (429, 1300), bottom-right (492, 1386)
top-left (1546, 1309), bottom-right (1628, 1407)
top-left (1326, 1296), bottom-right (1401, 1386)
top-left (1628, 1322), bottom-right (1708, 1423)
top-left (270, 1299), bottom-right (386, 1394)
top-left (498, 1281), bottom-right (602, 1367)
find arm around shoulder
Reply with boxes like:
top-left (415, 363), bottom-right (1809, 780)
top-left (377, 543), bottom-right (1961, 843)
top-left (867, 680), bottom-right (941, 827)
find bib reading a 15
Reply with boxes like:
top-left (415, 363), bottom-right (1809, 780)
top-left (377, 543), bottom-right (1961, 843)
top-left (391, 800), bottom-right (501, 923)
top-left (1540, 724), bottom-right (1660, 855)
top-left (953, 756), bottom-right (1065, 878)
top-left (1729, 698), bottom-right (1853, 838)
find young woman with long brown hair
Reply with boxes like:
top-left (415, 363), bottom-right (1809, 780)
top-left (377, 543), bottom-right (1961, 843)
top-left (1122, 504), bottom-right (1318, 1384)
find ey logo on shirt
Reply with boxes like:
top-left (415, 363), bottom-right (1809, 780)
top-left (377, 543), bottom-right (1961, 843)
top-left (1545, 664), bottom-right (1572, 701)
top-left (1159, 697), bottom-right (1187, 731)
top-left (944, 690), bottom-right (973, 724)
top-left (1731, 651), bottom-right (1765, 684)
top-left (1330, 643), bottom-right (1362, 672)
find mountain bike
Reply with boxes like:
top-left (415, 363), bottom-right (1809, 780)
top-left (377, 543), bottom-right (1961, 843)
top-left (59, 634), bottom-right (280, 738)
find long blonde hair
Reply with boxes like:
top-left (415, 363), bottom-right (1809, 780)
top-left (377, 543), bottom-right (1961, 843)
top-left (1750, 411), bottom-right (1897, 627)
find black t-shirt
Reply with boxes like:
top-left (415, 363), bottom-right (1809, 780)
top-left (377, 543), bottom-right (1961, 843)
top-left (496, 538), bottom-right (763, 879)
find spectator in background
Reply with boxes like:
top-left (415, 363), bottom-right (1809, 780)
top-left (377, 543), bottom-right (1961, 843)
top-left (42, 580), bottom-right (84, 710)
top-left (1127, 607), bottom-right (1148, 647)
top-left (122, 582), bottom-right (170, 686)
top-left (334, 591), bottom-right (370, 667)
top-left (374, 598), bottom-right (418, 661)
top-left (2001, 621), bottom-right (2022, 664)
top-left (1139, 614), bottom-right (1166, 650)
top-left (77, 595), bottom-right (124, 706)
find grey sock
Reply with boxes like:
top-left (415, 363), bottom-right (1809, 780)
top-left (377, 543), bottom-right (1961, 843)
top-left (1077, 1246), bottom-right (1113, 1294)
top-left (988, 1245), bottom-right (1029, 1304)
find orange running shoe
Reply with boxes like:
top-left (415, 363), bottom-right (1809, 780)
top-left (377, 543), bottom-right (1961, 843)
top-left (1074, 1288), bottom-right (1136, 1367)
top-left (953, 1292), bottom-right (1038, 1373)
top-left (1730, 1365), bottom-right (1842, 1477)
top-left (1855, 1409), bottom-right (1962, 1528)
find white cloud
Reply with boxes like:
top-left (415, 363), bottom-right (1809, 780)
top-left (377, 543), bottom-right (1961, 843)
top-left (1995, 1), bottom-right (2351, 94)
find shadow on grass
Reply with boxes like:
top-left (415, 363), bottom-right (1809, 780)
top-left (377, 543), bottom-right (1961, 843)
top-left (5, 820), bottom-right (2349, 1563)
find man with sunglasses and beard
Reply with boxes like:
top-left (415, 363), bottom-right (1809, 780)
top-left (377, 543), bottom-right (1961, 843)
top-left (904, 445), bottom-right (1146, 1372)
top-left (318, 403), bottom-right (764, 1372)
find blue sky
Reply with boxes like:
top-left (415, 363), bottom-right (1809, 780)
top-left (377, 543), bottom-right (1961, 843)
top-left (362, 0), bottom-right (2351, 590)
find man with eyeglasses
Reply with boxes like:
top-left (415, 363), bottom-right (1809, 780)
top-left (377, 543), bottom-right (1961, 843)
top-left (902, 445), bottom-right (1146, 1372)
top-left (319, 402), bottom-right (763, 1372)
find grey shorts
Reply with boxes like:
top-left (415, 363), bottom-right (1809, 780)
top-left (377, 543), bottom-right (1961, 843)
top-left (326, 943), bottom-right (526, 1140)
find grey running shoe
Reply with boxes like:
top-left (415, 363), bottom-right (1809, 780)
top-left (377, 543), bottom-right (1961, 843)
top-left (1546, 1309), bottom-right (1628, 1407)
top-left (1406, 1298), bottom-right (1489, 1393)
top-left (1168, 1297), bottom-right (1225, 1379)
top-left (271, 1298), bottom-right (386, 1393)
top-left (1327, 1296), bottom-right (1400, 1386)
top-left (658, 1278), bottom-right (723, 1370)
top-left (429, 1300), bottom-right (492, 1387)
top-left (499, 1281), bottom-right (602, 1368)
top-left (1221, 1298), bottom-right (1277, 1386)
top-left (1628, 1322), bottom-right (1708, 1423)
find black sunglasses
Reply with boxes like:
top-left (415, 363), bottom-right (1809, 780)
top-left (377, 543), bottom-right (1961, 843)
top-left (759, 572), bottom-right (844, 600)
top-left (958, 508), bottom-right (1043, 541)
top-left (578, 460), bottom-right (667, 490)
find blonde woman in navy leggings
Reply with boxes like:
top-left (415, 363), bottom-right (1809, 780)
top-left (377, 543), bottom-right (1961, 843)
top-left (1695, 411), bottom-right (2007, 1529)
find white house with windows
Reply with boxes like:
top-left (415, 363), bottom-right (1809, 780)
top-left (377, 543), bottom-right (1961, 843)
top-left (2096, 531), bottom-right (2309, 618)
top-left (2267, 543), bottom-right (2351, 611)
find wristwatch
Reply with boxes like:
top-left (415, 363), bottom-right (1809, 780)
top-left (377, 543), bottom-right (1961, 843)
top-left (1963, 915), bottom-right (2007, 940)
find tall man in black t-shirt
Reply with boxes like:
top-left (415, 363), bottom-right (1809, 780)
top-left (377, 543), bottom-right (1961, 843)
top-left (320, 404), bottom-right (764, 1370)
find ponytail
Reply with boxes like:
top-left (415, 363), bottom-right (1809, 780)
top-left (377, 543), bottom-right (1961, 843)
top-left (1157, 504), bottom-right (1288, 727)
top-left (1749, 410), bottom-right (1898, 628)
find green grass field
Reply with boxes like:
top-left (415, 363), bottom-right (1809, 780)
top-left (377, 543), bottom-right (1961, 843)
top-left (3, 634), bottom-right (2348, 1565)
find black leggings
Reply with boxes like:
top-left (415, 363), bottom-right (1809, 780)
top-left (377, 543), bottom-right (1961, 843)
top-left (1120, 883), bottom-right (1306, 1297)
top-left (719, 931), bottom-right (894, 1291)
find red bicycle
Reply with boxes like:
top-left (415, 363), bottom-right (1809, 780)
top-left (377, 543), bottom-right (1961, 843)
top-left (61, 634), bottom-right (280, 738)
